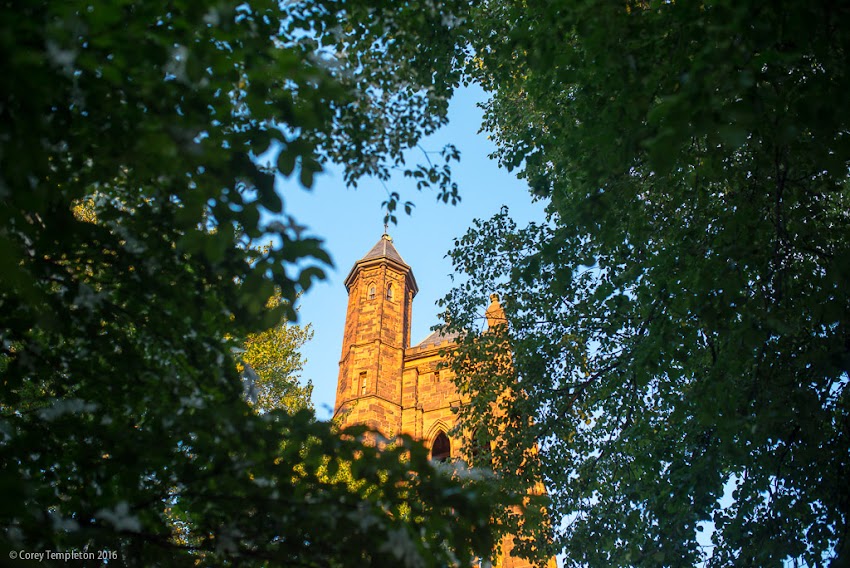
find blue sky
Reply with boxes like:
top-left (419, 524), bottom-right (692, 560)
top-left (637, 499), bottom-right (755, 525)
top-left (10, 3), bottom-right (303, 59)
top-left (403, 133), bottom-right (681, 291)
top-left (279, 84), bottom-right (547, 418)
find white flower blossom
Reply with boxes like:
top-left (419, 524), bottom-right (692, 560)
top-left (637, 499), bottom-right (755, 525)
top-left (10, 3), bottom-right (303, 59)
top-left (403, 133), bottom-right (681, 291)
top-left (72, 283), bottom-right (105, 310)
top-left (38, 399), bottom-right (99, 421)
top-left (179, 393), bottom-right (205, 409)
top-left (96, 501), bottom-right (141, 532)
top-left (203, 8), bottom-right (220, 26)
top-left (441, 13), bottom-right (465, 30)
top-left (379, 527), bottom-right (424, 568)
top-left (46, 40), bottom-right (77, 76)
top-left (50, 512), bottom-right (80, 532)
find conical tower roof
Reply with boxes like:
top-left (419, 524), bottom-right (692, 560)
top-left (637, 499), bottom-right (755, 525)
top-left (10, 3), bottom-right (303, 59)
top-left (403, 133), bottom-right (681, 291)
top-left (344, 233), bottom-right (418, 294)
top-left (361, 233), bottom-right (409, 266)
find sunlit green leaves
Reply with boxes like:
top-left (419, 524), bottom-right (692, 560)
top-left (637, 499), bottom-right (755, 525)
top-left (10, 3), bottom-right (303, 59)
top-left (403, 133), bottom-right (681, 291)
top-left (240, 294), bottom-right (314, 414)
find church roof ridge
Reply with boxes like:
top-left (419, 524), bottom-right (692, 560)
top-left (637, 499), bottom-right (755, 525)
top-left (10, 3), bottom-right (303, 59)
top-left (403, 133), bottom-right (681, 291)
top-left (411, 328), bottom-right (461, 350)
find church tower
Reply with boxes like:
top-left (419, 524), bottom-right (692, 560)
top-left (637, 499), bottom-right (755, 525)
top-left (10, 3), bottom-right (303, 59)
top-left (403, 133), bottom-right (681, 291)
top-left (333, 234), bottom-right (557, 568)
top-left (333, 233), bottom-right (417, 434)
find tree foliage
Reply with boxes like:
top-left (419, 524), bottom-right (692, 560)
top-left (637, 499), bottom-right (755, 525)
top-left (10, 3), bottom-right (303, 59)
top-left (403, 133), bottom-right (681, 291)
top-left (240, 294), bottom-right (314, 414)
top-left (0, 0), bottom-right (498, 565)
top-left (444, 1), bottom-right (850, 566)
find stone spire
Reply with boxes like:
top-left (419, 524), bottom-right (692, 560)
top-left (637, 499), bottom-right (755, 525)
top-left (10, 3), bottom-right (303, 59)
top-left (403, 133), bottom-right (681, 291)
top-left (485, 293), bottom-right (507, 330)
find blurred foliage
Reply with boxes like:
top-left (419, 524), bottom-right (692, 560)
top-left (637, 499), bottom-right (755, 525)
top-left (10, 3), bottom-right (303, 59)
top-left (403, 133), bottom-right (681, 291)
top-left (0, 0), bottom-right (498, 565)
top-left (443, 1), bottom-right (850, 567)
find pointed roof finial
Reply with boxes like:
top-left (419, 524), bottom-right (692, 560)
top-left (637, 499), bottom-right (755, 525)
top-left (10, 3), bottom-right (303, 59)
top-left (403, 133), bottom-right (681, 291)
top-left (485, 292), bottom-right (506, 330)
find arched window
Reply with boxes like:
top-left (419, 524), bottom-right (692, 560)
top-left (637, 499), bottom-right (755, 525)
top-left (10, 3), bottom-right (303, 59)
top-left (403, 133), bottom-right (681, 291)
top-left (368, 284), bottom-right (376, 300)
top-left (386, 283), bottom-right (393, 300)
top-left (431, 431), bottom-right (451, 462)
